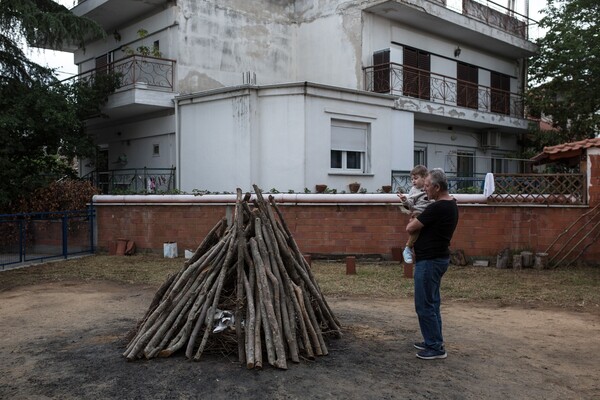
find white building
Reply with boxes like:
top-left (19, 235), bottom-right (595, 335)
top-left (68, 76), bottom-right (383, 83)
top-left (69, 0), bottom-right (537, 193)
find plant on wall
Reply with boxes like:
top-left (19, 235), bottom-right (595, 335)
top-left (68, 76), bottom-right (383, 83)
top-left (122, 29), bottom-right (162, 58)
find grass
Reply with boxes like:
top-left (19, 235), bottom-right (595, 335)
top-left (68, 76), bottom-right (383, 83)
top-left (1, 255), bottom-right (599, 314)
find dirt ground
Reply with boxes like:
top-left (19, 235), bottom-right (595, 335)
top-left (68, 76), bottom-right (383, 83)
top-left (1, 281), bottom-right (598, 400)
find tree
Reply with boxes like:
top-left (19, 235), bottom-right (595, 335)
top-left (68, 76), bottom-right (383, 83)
top-left (527, 0), bottom-right (600, 145)
top-left (0, 1), bottom-right (119, 211)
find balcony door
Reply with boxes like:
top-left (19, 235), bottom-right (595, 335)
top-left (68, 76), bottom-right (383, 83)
top-left (457, 62), bottom-right (478, 109)
top-left (403, 47), bottom-right (430, 100)
top-left (373, 49), bottom-right (390, 93)
top-left (491, 72), bottom-right (510, 115)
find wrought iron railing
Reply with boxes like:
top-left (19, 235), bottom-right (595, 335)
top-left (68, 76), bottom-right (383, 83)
top-left (364, 63), bottom-right (525, 118)
top-left (392, 171), bottom-right (488, 194)
top-left (392, 171), bottom-right (587, 205)
top-left (84, 167), bottom-right (177, 194)
top-left (68, 55), bottom-right (175, 91)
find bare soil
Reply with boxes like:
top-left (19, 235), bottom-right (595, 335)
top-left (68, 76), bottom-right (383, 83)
top-left (1, 281), bottom-right (598, 400)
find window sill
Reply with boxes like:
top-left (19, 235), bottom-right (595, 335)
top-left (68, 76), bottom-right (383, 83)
top-left (328, 171), bottom-right (374, 177)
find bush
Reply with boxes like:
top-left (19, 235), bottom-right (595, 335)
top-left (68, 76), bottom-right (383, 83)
top-left (14, 179), bottom-right (99, 213)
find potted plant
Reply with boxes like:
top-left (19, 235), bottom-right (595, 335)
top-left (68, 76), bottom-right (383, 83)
top-left (348, 182), bottom-right (361, 193)
top-left (381, 185), bottom-right (392, 193)
top-left (315, 184), bottom-right (328, 193)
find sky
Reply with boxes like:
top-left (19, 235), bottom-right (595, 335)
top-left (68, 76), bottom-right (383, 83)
top-left (27, 0), bottom-right (549, 80)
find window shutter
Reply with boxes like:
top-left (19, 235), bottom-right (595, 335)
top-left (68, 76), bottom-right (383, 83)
top-left (331, 121), bottom-right (367, 152)
top-left (373, 49), bottom-right (390, 93)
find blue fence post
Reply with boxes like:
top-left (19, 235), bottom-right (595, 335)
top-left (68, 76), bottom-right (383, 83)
top-left (89, 204), bottom-right (95, 254)
top-left (19, 218), bottom-right (24, 263)
top-left (62, 213), bottom-right (68, 259)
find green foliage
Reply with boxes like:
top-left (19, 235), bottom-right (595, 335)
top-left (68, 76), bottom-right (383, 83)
top-left (0, 1), bottom-right (119, 211)
top-left (527, 0), bottom-right (600, 142)
top-left (122, 29), bottom-right (162, 58)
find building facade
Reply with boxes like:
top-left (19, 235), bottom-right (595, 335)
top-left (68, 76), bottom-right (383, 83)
top-left (70, 0), bottom-right (537, 193)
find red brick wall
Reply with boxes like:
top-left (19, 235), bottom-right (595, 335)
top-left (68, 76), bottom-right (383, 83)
top-left (96, 203), bottom-right (599, 264)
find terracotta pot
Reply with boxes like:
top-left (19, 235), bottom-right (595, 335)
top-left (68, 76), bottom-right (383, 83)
top-left (381, 185), bottom-right (392, 193)
top-left (315, 184), bottom-right (327, 193)
top-left (348, 183), bottom-right (361, 193)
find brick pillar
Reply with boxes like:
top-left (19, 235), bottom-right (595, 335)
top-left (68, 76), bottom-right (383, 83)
top-left (345, 256), bottom-right (356, 275)
top-left (588, 152), bottom-right (600, 207)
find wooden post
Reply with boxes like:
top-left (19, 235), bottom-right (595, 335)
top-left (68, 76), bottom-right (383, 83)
top-left (403, 263), bottom-right (413, 279)
top-left (345, 256), bottom-right (356, 275)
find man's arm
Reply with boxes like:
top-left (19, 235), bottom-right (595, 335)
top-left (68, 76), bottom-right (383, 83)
top-left (406, 216), bottom-right (424, 234)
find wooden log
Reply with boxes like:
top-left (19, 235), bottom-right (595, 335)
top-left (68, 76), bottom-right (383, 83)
top-left (234, 189), bottom-right (246, 365)
top-left (250, 236), bottom-right (287, 369)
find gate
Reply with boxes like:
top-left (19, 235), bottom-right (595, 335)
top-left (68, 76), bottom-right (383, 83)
top-left (0, 209), bottom-right (95, 270)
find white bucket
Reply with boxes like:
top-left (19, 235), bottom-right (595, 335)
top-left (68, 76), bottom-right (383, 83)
top-left (163, 242), bottom-right (178, 258)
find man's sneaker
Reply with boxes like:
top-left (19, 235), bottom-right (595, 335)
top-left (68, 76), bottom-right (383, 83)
top-left (416, 348), bottom-right (447, 360)
top-left (413, 342), bottom-right (427, 350)
top-left (403, 247), bottom-right (413, 264)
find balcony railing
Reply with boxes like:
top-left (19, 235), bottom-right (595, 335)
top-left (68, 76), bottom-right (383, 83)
top-left (83, 167), bottom-right (177, 194)
top-left (364, 63), bottom-right (524, 118)
top-left (66, 55), bottom-right (175, 91)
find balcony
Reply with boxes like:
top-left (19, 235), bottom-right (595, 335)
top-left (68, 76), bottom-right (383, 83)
top-left (365, 0), bottom-right (538, 59)
top-left (364, 62), bottom-right (527, 129)
top-left (73, 0), bottom-right (169, 32)
top-left (68, 55), bottom-right (176, 121)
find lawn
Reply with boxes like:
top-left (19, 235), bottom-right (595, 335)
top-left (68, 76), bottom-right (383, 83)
top-left (1, 254), bottom-right (599, 314)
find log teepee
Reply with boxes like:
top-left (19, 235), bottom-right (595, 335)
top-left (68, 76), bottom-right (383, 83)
top-left (123, 186), bottom-right (341, 369)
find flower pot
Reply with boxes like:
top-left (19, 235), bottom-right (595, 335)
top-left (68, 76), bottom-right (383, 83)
top-left (315, 184), bottom-right (327, 193)
top-left (381, 185), bottom-right (392, 193)
top-left (348, 183), bottom-right (361, 193)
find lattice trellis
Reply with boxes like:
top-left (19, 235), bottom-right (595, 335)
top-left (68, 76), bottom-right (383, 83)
top-left (489, 174), bottom-right (586, 205)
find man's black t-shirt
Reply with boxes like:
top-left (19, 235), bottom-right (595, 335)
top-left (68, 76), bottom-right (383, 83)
top-left (414, 199), bottom-right (459, 261)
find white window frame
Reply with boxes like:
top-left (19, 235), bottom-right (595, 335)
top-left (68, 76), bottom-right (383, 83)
top-left (330, 119), bottom-right (370, 173)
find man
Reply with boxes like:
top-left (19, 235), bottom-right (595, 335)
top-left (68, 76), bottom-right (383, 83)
top-left (406, 169), bottom-right (459, 360)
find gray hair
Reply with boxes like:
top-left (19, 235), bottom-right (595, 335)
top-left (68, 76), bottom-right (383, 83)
top-left (429, 169), bottom-right (448, 192)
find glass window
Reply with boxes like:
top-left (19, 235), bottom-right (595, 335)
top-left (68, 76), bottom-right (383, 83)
top-left (330, 119), bottom-right (369, 172)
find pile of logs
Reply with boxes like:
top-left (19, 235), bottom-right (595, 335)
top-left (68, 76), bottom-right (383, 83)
top-left (123, 186), bottom-right (341, 369)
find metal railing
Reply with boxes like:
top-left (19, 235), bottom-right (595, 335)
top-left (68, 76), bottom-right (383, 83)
top-left (393, 171), bottom-right (488, 194)
top-left (364, 63), bottom-right (525, 118)
top-left (392, 171), bottom-right (587, 205)
top-left (0, 209), bottom-right (95, 270)
top-left (84, 167), bottom-right (177, 194)
top-left (66, 55), bottom-right (175, 91)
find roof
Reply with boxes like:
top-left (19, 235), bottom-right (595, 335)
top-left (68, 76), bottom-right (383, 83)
top-left (531, 137), bottom-right (600, 163)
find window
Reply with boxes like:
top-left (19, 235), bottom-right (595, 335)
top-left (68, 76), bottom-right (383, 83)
top-left (457, 151), bottom-right (475, 190)
top-left (403, 47), bottom-right (430, 100)
top-left (491, 72), bottom-right (510, 115)
top-left (153, 144), bottom-right (160, 156)
top-left (491, 155), bottom-right (508, 173)
top-left (414, 146), bottom-right (427, 166)
top-left (95, 53), bottom-right (112, 75)
top-left (330, 120), bottom-right (369, 172)
top-left (373, 49), bottom-right (390, 93)
top-left (457, 62), bottom-right (478, 109)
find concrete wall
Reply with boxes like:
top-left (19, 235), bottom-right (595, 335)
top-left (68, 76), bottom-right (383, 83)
top-left (177, 83), bottom-right (413, 193)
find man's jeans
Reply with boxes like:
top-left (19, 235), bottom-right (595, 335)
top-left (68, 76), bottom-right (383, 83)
top-left (414, 257), bottom-right (449, 351)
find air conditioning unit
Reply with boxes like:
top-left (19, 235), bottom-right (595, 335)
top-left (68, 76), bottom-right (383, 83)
top-left (480, 130), bottom-right (501, 149)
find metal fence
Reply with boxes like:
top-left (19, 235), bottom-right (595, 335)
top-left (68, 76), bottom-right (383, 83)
top-left (84, 167), bottom-right (176, 194)
top-left (0, 209), bottom-right (95, 270)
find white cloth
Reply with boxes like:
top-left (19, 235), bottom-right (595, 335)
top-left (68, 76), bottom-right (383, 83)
top-left (483, 172), bottom-right (495, 197)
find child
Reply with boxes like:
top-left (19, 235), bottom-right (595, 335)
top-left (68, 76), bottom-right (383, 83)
top-left (398, 165), bottom-right (434, 264)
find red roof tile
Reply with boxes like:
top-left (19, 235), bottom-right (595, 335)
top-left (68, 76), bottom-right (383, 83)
top-left (531, 137), bottom-right (600, 163)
